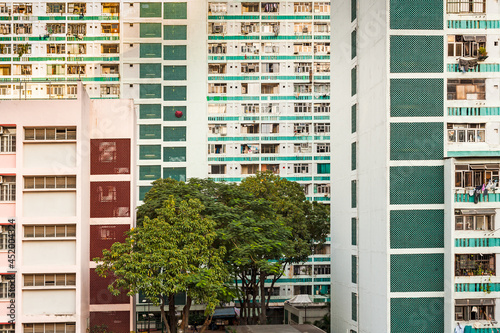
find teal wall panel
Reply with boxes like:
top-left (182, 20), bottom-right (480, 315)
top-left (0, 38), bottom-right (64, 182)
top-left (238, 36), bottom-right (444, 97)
top-left (140, 23), bottom-right (162, 38)
top-left (140, 63), bottom-right (161, 78)
top-left (164, 65), bottom-right (187, 80)
top-left (139, 125), bottom-right (161, 140)
top-left (164, 45), bottom-right (187, 60)
top-left (391, 79), bottom-right (444, 117)
top-left (140, 43), bottom-right (162, 58)
top-left (390, 122), bottom-right (443, 160)
top-left (390, 36), bottom-right (444, 73)
top-left (164, 106), bottom-right (187, 121)
top-left (139, 104), bottom-right (161, 119)
top-left (164, 147), bottom-right (186, 162)
top-left (163, 167), bottom-right (186, 182)
top-left (140, 186), bottom-right (153, 201)
top-left (164, 2), bottom-right (187, 19)
top-left (390, 166), bottom-right (444, 204)
top-left (391, 254), bottom-right (444, 292)
top-left (390, 210), bottom-right (444, 249)
top-left (164, 25), bottom-right (187, 40)
top-left (140, 84), bottom-right (162, 99)
top-left (391, 298), bottom-right (444, 333)
top-left (140, 2), bottom-right (161, 17)
top-left (140, 165), bottom-right (161, 181)
top-left (164, 86), bottom-right (187, 101)
top-left (390, 0), bottom-right (443, 30)
top-left (163, 127), bottom-right (186, 141)
top-left (139, 145), bottom-right (161, 160)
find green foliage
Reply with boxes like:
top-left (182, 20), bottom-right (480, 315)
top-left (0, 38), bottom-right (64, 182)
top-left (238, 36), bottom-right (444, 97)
top-left (94, 196), bottom-right (228, 321)
top-left (89, 325), bottom-right (111, 333)
top-left (314, 313), bottom-right (330, 333)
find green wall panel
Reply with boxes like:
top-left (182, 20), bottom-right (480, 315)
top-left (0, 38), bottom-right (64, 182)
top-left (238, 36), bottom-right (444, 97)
top-left (351, 218), bottom-right (357, 246)
top-left (317, 163), bottom-right (330, 174)
top-left (390, 35), bottom-right (443, 73)
top-left (164, 45), bottom-right (187, 60)
top-left (390, 166), bottom-right (444, 204)
top-left (139, 186), bottom-right (153, 201)
top-left (164, 86), bottom-right (187, 101)
top-left (164, 65), bottom-right (187, 80)
top-left (390, 122), bottom-right (443, 160)
top-left (164, 25), bottom-right (187, 40)
top-left (351, 142), bottom-right (356, 170)
top-left (139, 104), bottom-right (161, 119)
top-left (140, 43), bottom-right (162, 58)
top-left (139, 145), bottom-right (161, 160)
top-left (351, 255), bottom-right (357, 284)
top-left (140, 63), bottom-right (162, 79)
top-left (163, 127), bottom-right (186, 142)
top-left (390, 79), bottom-right (444, 117)
top-left (140, 23), bottom-right (162, 38)
top-left (351, 0), bottom-right (356, 22)
top-left (351, 30), bottom-right (356, 59)
top-left (391, 298), bottom-right (444, 333)
top-left (351, 104), bottom-right (357, 133)
top-left (164, 147), bottom-right (187, 162)
top-left (390, 0), bottom-right (443, 30)
top-left (164, 2), bottom-right (187, 19)
top-left (140, 2), bottom-right (162, 17)
top-left (391, 254), bottom-right (443, 292)
top-left (164, 106), bottom-right (187, 121)
top-left (351, 180), bottom-right (356, 208)
top-left (390, 210), bottom-right (444, 249)
top-left (139, 125), bottom-right (161, 140)
top-left (140, 165), bottom-right (161, 181)
top-left (351, 292), bottom-right (357, 322)
top-left (351, 66), bottom-right (357, 96)
top-left (140, 84), bottom-right (162, 99)
top-left (163, 167), bottom-right (186, 182)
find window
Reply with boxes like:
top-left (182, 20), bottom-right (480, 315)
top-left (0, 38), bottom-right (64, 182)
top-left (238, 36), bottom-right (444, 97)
top-left (455, 163), bottom-right (499, 188)
top-left (294, 143), bottom-right (312, 153)
top-left (455, 299), bottom-right (494, 321)
top-left (0, 324), bottom-right (14, 333)
top-left (0, 65), bottom-right (10, 75)
top-left (264, 287), bottom-right (280, 296)
top-left (67, 44), bottom-right (86, 54)
top-left (0, 85), bottom-right (11, 96)
top-left (261, 83), bottom-right (279, 94)
top-left (67, 65), bottom-right (85, 75)
top-left (448, 123), bottom-right (485, 143)
top-left (101, 64), bottom-right (119, 74)
top-left (46, 23), bottom-right (65, 34)
top-left (46, 65), bottom-right (64, 75)
top-left (100, 84), bottom-right (119, 96)
top-left (448, 35), bottom-right (485, 57)
top-left (0, 4), bottom-right (10, 14)
top-left (13, 23), bottom-right (31, 35)
top-left (13, 64), bottom-right (32, 75)
top-left (455, 254), bottom-right (495, 276)
top-left (294, 163), bottom-right (310, 174)
top-left (294, 285), bottom-right (312, 295)
top-left (241, 144), bottom-right (259, 154)
top-left (261, 123), bottom-right (279, 134)
top-left (261, 144), bottom-right (279, 154)
top-left (316, 184), bottom-right (330, 194)
top-left (314, 123), bottom-right (330, 134)
top-left (208, 2), bottom-right (227, 14)
top-left (208, 83), bottom-right (227, 94)
top-left (314, 83), bottom-right (330, 95)
top-left (0, 231), bottom-right (8, 250)
top-left (0, 176), bottom-right (15, 202)
top-left (208, 124), bottom-right (227, 135)
top-left (314, 2), bottom-right (330, 13)
top-left (101, 23), bottom-right (119, 34)
top-left (102, 3), bottom-right (119, 14)
top-left (314, 264), bottom-right (331, 275)
top-left (47, 44), bottom-right (65, 54)
top-left (47, 2), bottom-right (65, 13)
top-left (0, 127), bottom-right (15, 153)
top-left (68, 3), bottom-right (86, 14)
top-left (208, 104), bottom-right (226, 114)
top-left (242, 2), bottom-right (259, 13)
top-left (294, 123), bottom-right (310, 134)
top-left (447, 79), bottom-right (485, 100)
top-left (316, 143), bottom-right (330, 153)
top-left (455, 211), bottom-right (494, 231)
top-left (242, 104), bottom-right (259, 114)
top-left (240, 124), bottom-right (259, 134)
top-left (294, 62), bottom-right (312, 74)
top-left (293, 265), bottom-right (311, 275)
top-left (208, 64), bottom-right (226, 74)
top-left (101, 44), bottom-right (119, 54)
top-left (447, 0), bottom-right (485, 13)
top-left (13, 4), bottom-right (31, 14)
top-left (25, 127), bottom-right (76, 141)
top-left (209, 22), bottom-right (226, 34)
top-left (262, 103), bottom-right (278, 113)
top-left (0, 24), bottom-right (10, 35)
top-left (68, 23), bottom-right (86, 35)
top-left (294, 84), bottom-right (312, 94)
top-left (208, 43), bottom-right (226, 54)
top-left (262, 2), bottom-right (279, 13)
top-left (24, 224), bottom-right (76, 238)
top-left (314, 42), bottom-right (330, 54)
top-left (241, 164), bottom-right (259, 175)
top-left (210, 165), bottom-right (226, 175)
top-left (294, 2), bottom-right (312, 13)
top-left (0, 283), bottom-right (8, 299)
top-left (24, 273), bottom-right (76, 287)
top-left (24, 176), bottom-right (76, 190)
top-left (24, 323), bottom-right (76, 333)
top-left (0, 44), bottom-right (10, 55)
top-left (208, 144), bottom-right (226, 155)
top-left (295, 103), bottom-right (312, 113)
top-left (241, 63), bottom-right (259, 73)
top-left (242, 43), bottom-right (260, 54)
top-left (315, 62), bottom-right (330, 73)
top-left (261, 23), bottom-right (279, 34)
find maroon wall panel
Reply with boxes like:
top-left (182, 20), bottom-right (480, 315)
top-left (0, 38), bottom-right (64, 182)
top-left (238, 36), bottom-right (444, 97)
top-left (90, 311), bottom-right (130, 332)
top-left (90, 181), bottom-right (130, 218)
top-left (90, 268), bottom-right (130, 305)
top-left (90, 139), bottom-right (131, 175)
top-left (90, 224), bottom-right (129, 260)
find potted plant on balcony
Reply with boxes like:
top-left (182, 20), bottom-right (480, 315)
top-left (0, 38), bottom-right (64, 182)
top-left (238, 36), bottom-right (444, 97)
top-left (478, 47), bottom-right (488, 61)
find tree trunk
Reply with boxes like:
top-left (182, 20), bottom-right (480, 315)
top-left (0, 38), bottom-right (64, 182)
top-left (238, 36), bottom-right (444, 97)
top-left (259, 272), bottom-right (267, 324)
top-left (199, 315), bottom-right (213, 333)
top-left (160, 301), bottom-right (172, 333)
top-left (180, 296), bottom-right (192, 332)
top-left (169, 294), bottom-right (176, 333)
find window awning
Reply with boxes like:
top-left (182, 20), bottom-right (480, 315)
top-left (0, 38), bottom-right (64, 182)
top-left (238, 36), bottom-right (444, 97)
top-left (459, 209), bottom-right (496, 215)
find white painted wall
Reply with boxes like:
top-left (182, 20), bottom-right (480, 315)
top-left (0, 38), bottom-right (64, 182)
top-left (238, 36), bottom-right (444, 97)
top-left (23, 143), bottom-right (76, 170)
top-left (23, 192), bottom-right (76, 217)
top-left (23, 241), bottom-right (76, 266)
top-left (23, 290), bottom-right (76, 315)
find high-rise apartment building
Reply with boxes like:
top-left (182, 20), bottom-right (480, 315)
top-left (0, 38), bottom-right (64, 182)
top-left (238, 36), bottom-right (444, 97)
top-left (0, 0), bottom-right (331, 327)
top-left (332, 1), bottom-right (500, 332)
top-left (0, 84), bottom-right (135, 331)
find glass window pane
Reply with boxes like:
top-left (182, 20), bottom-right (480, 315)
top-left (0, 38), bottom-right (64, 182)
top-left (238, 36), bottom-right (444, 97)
top-left (66, 274), bottom-right (76, 286)
top-left (56, 274), bottom-right (66, 286)
top-left (45, 177), bottom-right (56, 189)
top-left (24, 275), bottom-right (33, 286)
top-left (34, 226), bottom-right (44, 237)
top-left (45, 225), bottom-right (55, 237)
top-left (67, 225), bottom-right (76, 237)
top-left (455, 216), bottom-right (464, 230)
top-left (66, 176), bottom-right (76, 188)
top-left (45, 274), bottom-right (55, 286)
top-left (24, 177), bottom-right (34, 189)
top-left (55, 177), bottom-right (66, 188)
top-left (55, 225), bottom-right (66, 237)
top-left (24, 226), bottom-right (34, 237)
top-left (476, 216), bottom-right (485, 230)
top-left (465, 216), bottom-right (473, 230)
top-left (34, 177), bottom-right (44, 189)
top-left (45, 128), bottom-right (56, 140)
top-left (34, 275), bottom-right (44, 286)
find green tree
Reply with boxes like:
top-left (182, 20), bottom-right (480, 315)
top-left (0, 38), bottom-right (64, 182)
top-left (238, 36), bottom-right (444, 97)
top-left (94, 197), bottom-right (228, 333)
